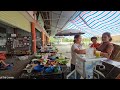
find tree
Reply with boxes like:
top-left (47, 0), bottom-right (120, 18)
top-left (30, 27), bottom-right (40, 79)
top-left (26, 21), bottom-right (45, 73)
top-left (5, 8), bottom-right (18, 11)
top-left (49, 37), bottom-right (55, 43)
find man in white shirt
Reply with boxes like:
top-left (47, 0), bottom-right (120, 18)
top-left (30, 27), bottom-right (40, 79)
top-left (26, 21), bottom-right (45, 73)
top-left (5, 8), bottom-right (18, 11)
top-left (71, 34), bottom-right (86, 71)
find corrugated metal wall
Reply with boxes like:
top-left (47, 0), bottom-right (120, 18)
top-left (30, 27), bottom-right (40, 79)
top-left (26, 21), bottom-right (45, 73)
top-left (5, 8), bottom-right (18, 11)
top-left (0, 11), bottom-right (31, 32)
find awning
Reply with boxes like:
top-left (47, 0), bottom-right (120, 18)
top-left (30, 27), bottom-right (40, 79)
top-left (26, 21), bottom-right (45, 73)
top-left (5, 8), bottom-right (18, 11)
top-left (62, 11), bottom-right (120, 38)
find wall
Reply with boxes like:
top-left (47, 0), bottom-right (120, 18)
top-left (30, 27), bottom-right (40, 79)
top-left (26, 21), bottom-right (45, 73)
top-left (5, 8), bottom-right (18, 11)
top-left (0, 22), bottom-right (31, 35)
top-left (0, 11), bottom-right (31, 32)
top-left (16, 28), bottom-right (31, 36)
top-left (0, 23), bottom-right (14, 51)
top-left (0, 22), bottom-right (14, 34)
top-left (36, 29), bottom-right (41, 38)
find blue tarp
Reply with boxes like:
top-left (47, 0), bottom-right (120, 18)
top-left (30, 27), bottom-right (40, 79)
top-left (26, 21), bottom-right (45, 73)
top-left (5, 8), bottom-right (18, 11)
top-left (62, 11), bottom-right (120, 38)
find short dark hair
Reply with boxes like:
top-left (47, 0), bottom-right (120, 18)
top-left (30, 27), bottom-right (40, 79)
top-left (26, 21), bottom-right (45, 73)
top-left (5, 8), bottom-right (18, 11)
top-left (91, 36), bottom-right (97, 41)
top-left (73, 34), bottom-right (80, 43)
top-left (74, 34), bottom-right (80, 39)
top-left (102, 32), bottom-right (112, 41)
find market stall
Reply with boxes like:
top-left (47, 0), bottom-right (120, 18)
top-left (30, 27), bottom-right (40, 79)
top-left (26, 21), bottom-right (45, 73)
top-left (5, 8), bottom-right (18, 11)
top-left (67, 51), bottom-right (120, 79)
top-left (6, 34), bottom-right (31, 56)
top-left (75, 55), bottom-right (107, 79)
top-left (19, 46), bottom-right (70, 79)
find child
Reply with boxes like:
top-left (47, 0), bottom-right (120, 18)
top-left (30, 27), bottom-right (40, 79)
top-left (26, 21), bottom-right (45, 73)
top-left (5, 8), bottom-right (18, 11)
top-left (90, 36), bottom-right (100, 49)
top-left (0, 52), bottom-right (9, 69)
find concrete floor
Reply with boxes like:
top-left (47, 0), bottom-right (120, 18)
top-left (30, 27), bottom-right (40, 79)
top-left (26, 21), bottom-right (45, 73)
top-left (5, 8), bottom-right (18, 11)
top-left (0, 55), bottom-right (33, 78)
top-left (0, 44), bottom-right (72, 79)
top-left (55, 43), bottom-right (72, 66)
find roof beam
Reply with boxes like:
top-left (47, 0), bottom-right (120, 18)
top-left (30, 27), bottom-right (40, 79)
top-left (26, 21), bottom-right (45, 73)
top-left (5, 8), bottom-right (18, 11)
top-left (44, 24), bottom-right (62, 29)
top-left (56, 11), bottom-right (62, 30)
top-left (79, 15), bottom-right (92, 29)
top-left (51, 11), bottom-right (68, 18)
top-left (60, 11), bottom-right (77, 32)
top-left (43, 18), bottom-right (66, 20)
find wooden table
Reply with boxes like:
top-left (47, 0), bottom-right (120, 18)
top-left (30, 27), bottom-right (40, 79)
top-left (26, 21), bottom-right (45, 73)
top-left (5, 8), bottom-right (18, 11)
top-left (19, 64), bottom-right (68, 79)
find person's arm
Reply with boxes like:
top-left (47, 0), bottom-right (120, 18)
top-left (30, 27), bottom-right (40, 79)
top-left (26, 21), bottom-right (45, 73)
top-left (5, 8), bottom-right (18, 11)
top-left (72, 44), bottom-right (86, 54)
top-left (89, 43), bottom-right (92, 47)
top-left (96, 43), bottom-right (100, 48)
top-left (74, 49), bottom-right (86, 54)
top-left (100, 44), bottom-right (114, 59)
top-left (0, 60), bottom-right (9, 67)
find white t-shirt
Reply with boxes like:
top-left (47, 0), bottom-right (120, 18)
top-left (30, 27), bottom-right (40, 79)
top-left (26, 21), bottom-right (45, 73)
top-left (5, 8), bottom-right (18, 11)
top-left (71, 43), bottom-right (82, 65)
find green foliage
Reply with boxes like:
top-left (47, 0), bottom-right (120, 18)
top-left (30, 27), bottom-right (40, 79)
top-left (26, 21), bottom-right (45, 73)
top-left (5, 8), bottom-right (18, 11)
top-left (49, 37), bottom-right (55, 42)
top-left (62, 38), bottom-right (73, 42)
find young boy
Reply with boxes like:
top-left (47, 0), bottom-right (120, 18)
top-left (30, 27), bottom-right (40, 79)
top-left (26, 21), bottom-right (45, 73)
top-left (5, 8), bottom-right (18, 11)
top-left (90, 37), bottom-right (100, 49)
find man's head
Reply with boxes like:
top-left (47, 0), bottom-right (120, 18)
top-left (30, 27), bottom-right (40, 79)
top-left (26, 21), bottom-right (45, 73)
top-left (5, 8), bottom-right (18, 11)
top-left (91, 37), bottom-right (97, 44)
top-left (74, 34), bottom-right (82, 44)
